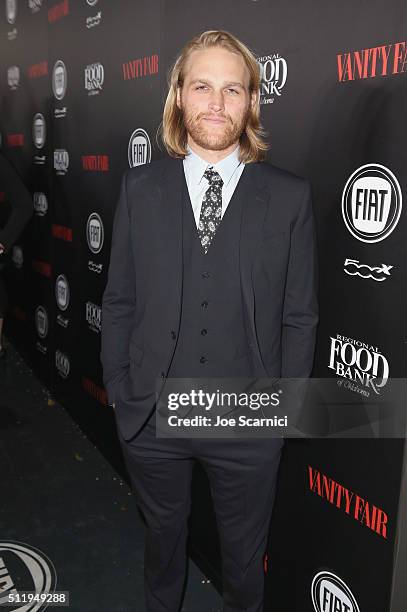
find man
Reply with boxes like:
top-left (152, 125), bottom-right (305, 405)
top-left (101, 30), bottom-right (318, 612)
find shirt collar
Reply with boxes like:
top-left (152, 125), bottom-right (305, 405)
top-left (184, 143), bottom-right (242, 188)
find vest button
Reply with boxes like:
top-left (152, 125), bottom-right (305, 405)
top-left (201, 300), bottom-right (209, 308)
top-left (201, 328), bottom-right (207, 335)
top-left (202, 272), bottom-right (210, 279)
top-left (160, 372), bottom-right (165, 378)
top-left (200, 356), bottom-right (207, 364)
top-left (171, 330), bottom-right (176, 339)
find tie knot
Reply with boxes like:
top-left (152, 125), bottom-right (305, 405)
top-left (204, 167), bottom-right (223, 187)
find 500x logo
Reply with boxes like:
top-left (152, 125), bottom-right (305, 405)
top-left (344, 258), bottom-right (393, 282)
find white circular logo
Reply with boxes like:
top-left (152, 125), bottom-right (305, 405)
top-left (55, 274), bottom-right (70, 311)
top-left (33, 192), bottom-right (48, 216)
top-left (86, 212), bottom-right (104, 254)
top-left (55, 350), bottom-right (70, 378)
top-left (32, 113), bottom-right (46, 149)
top-left (128, 128), bottom-right (151, 167)
top-left (311, 571), bottom-right (360, 612)
top-left (342, 164), bottom-right (402, 243)
top-left (35, 305), bottom-right (48, 338)
top-left (52, 60), bottom-right (67, 100)
top-left (86, 0), bottom-right (98, 5)
top-left (6, 0), bottom-right (17, 24)
top-left (12, 245), bottom-right (23, 268)
top-left (7, 65), bottom-right (20, 88)
top-left (0, 541), bottom-right (57, 611)
top-left (53, 149), bottom-right (69, 173)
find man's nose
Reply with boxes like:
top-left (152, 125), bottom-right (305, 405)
top-left (208, 90), bottom-right (225, 111)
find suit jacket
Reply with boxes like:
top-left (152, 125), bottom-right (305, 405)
top-left (101, 156), bottom-right (319, 437)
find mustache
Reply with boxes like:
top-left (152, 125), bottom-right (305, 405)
top-left (199, 113), bottom-right (230, 122)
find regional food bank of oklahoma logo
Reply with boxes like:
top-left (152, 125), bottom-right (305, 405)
top-left (0, 541), bottom-right (57, 611)
top-left (311, 571), bottom-right (360, 612)
top-left (342, 164), bottom-right (402, 243)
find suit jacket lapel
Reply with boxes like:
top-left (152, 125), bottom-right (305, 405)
top-left (156, 158), bottom-right (184, 323)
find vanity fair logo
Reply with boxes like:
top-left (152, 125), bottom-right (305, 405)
top-left (27, 61), bottom-right (48, 79)
top-left (257, 53), bottom-right (287, 104)
top-left (82, 155), bottom-right (109, 171)
top-left (48, 0), bottom-right (69, 23)
top-left (342, 164), bottom-right (402, 243)
top-left (308, 465), bottom-right (388, 539)
top-left (122, 54), bottom-right (159, 80)
top-left (337, 41), bottom-right (407, 82)
top-left (311, 571), bottom-right (360, 612)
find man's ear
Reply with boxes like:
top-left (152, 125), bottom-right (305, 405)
top-left (176, 86), bottom-right (182, 109)
top-left (250, 89), bottom-right (257, 110)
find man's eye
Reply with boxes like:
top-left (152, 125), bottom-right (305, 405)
top-left (227, 88), bottom-right (238, 94)
top-left (195, 85), bottom-right (208, 90)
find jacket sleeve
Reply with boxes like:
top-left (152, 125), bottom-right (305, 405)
top-left (100, 170), bottom-right (136, 404)
top-left (281, 179), bottom-right (319, 378)
top-left (0, 154), bottom-right (33, 252)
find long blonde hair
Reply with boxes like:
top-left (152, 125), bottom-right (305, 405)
top-left (158, 30), bottom-right (269, 164)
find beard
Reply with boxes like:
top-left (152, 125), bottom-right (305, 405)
top-left (180, 102), bottom-right (250, 151)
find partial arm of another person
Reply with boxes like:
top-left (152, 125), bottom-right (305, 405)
top-left (0, 154), bottom-right (33, 253)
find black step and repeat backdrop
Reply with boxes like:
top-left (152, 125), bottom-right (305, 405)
top-left (1, 1), bottom-right (406, 611)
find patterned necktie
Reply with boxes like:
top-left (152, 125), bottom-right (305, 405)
top-left (197, 166), bottom-right (224, 254)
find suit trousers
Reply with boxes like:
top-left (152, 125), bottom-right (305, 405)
top-left (117, 408), bottom-right (283, 612)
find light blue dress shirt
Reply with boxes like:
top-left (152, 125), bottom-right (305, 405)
top-left (183, 144), bottom-right (245, 229)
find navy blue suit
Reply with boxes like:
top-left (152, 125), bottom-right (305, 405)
top-left (101, 156), bottom-right (318, 612)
